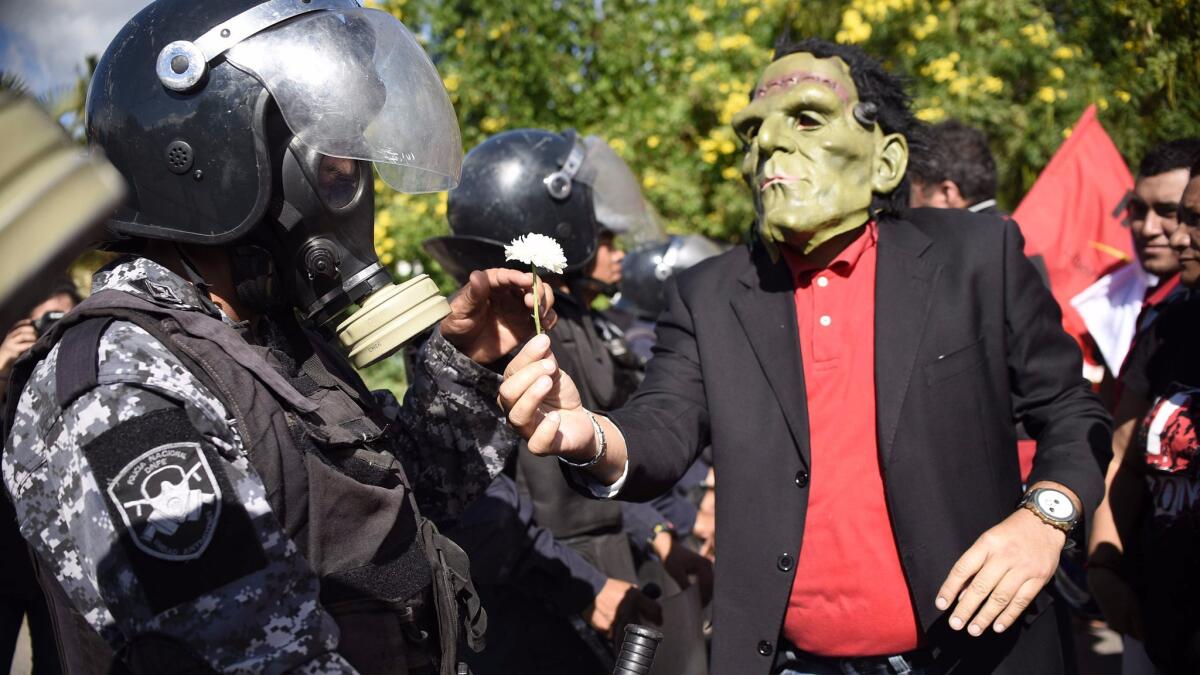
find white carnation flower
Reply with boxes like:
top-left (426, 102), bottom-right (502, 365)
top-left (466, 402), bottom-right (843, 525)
top-left (504, 233), bottom-right (568, 274)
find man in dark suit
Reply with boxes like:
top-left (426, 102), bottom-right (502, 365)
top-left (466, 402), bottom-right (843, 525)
top-left (497, 38), bottom-right (1108, 674)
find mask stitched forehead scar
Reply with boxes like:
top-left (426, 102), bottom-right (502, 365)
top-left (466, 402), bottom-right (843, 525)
top-left (754, 71), bottom-right (852, 103)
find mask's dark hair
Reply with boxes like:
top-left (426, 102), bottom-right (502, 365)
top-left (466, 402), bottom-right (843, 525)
top-left (771, 36), bottom-right (928, 216)
top-left (908, 119), bottom-right (997, 204)
top-left (1139, 138), bottom-right (1200, 179)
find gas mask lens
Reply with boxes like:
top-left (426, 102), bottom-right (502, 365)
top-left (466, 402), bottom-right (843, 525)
top-left (317, 155), bottom-right (360, 209)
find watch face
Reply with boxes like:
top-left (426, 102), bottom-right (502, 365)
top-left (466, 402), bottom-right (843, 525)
top-left (1035, 490), bottom-right (1075, 521)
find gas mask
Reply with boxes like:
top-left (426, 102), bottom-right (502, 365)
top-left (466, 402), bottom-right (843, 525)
top-left (215, 2), bottom-right (462, 367)
top-left (237, 139), bottom-right (446, 369)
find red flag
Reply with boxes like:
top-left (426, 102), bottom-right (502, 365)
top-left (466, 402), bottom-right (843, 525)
top-left (1012, 105), bottom-right (1134, 354)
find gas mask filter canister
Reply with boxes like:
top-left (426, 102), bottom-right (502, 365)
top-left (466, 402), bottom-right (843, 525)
top-left (334, 274), bottom-right (450, 369)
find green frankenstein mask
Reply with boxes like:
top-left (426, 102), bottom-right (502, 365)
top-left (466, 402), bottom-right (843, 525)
top-left (732, 52), bottom-right (909, 258)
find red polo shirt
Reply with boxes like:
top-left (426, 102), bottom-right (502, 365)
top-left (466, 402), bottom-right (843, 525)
top-left (780, 222), bottom-right (920, 656)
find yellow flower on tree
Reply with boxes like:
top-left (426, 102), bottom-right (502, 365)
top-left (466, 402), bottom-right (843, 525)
top-left (915, 107), bottom-right (945, 122)
top-left (646, 135), bottom-right (661, 149)
top-left (481, 116), bottom-right (506, 133)
top-left (1052, 46), bottom-right (1074, 60)
top-left (687, 5), bottom-right (708, 23)
top-left (443, 74), bottom-right (460, 92)
top-left (744, 7), bottom-right (761, 25)
top-left (696, 31), bottom-right (716, 52)
top-left (982, 76), bottom-right (1004, 94)
top-left (1115, 89), bottom-right (1132, 103)
top-left (836, 9), bottom-right (871, 44)
top-left (1049, 66), bottom-right (1065, 81)
top-left (722, 166), bottom-right (741, 180)
top-left (719, 34), bottom-right (753, 51)
top-left (911, 14), bottom-right (938, 40)
top-left (1019, 23), bottom-right (1050, 47)
top-left (1036, 86), bottom-right (1056, 103)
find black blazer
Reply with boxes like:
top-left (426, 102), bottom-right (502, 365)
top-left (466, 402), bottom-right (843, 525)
top-left (605, 210), bottom-right (1110, 674)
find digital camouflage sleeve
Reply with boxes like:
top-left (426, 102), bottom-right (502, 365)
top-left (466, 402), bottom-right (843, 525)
top-left (374, 329), bottom-right (519, 528)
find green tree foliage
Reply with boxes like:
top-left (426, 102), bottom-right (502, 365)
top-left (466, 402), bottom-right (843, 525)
top-left (365, 0), bottom-right (1199, 292)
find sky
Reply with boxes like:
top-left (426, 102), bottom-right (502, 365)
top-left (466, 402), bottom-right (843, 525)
top-left (0, 0), bottom-right (151, 96)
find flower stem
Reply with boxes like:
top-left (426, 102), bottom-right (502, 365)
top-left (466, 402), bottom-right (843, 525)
top-left (532, 269), bottom-right (543, 335)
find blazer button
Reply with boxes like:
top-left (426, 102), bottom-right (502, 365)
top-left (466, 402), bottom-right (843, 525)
top-left (794, 470), bottom-right (809, 488)
top-left (777, 553), bottom-right (794, 572)
top-left (757, 640), bottom-right (774, 656)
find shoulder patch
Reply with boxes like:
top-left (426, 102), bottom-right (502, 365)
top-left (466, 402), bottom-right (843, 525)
top-left (106, 441), bottom-right (222, 561)
top-left (85, 406), bottom-right (267, 614)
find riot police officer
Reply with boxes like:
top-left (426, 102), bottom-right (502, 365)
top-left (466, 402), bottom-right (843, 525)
top-left (1, 1), bottom-right (552, 673)
top-left (427, 129), bottom-right (710, 674)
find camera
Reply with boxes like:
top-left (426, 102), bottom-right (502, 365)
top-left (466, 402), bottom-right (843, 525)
top-left (32, 311), bottom-right (65, 337)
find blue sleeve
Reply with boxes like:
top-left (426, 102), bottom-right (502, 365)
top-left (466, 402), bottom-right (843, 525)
top-left (447, 474), bottom-right (607, 616)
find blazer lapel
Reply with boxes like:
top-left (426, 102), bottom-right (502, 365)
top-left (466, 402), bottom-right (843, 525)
top-left (874, 217), bottom-right (940, 468)
top-left (731, 245), bottom-right (812, 469)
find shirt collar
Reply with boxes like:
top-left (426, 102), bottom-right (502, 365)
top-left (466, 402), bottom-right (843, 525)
top-left (967, 199), bottom-right (997, 213)
top-left (780, 220), bottom-right (878, 282)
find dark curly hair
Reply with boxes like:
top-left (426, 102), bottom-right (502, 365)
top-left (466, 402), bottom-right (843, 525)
top-left (769, 36), bottom-right (928, 216)
top-left (1139, 138), bottom-right (1200, 179)
top-left (908, 119), bottom-right (997, 204)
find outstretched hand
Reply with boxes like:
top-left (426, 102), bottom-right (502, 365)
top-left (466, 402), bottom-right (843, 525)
top-left (498, 333), bottom-right (598, 460)
top-left (440, 268), bottom-right (556, 365)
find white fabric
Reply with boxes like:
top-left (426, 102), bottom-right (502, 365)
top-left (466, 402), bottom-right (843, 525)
top-left (1070, 262), bottom-right (1156, 371)
top-left (575, 459), bottom-right (629, 499)
top-left (967, 199), bottom-right (997, 213)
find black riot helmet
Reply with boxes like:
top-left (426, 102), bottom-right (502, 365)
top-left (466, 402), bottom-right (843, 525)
top-left (616, 235), bottom-right (724, 320)
top-left (85, 0), bottom-right (464, 365)
top-left (428, 129), bottom-right (660, 284)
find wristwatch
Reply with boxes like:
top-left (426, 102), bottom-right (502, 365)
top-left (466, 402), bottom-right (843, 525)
top-left (1019, 487), bottom-right (1079, 537)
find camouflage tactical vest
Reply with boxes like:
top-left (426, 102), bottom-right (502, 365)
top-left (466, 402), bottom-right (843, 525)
top-left (5, 289), bottom-right (484, 675)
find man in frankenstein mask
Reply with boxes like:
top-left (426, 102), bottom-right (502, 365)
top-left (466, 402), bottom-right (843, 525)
top-left (496, 37), bottom-right (1108, 674)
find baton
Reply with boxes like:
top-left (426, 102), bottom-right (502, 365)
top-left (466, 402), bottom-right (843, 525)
top-left (612, 624), bottom-right (663, 675)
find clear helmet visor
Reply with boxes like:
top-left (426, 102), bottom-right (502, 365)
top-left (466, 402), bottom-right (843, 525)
top-left (578, 136), bottom-right (663, 246)
top-left (227, 8), bottom-right (461, 193)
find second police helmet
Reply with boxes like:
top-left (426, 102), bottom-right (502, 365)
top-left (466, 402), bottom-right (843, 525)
top-left (428, 129), bottom-right (662, 284)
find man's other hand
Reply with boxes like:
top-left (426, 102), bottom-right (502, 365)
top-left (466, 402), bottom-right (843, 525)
top-left (583, 578), bottom-right (663, 641)
top-left (935, 507), bottom-right (1065, 636)
top-left (441, 268), bottom-right (556, 365)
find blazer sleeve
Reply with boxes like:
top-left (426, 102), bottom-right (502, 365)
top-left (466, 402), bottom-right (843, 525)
top-left (605, 276), bottom-right (712, 503)
top-left (1002, 220), bottom-right (1110, 517)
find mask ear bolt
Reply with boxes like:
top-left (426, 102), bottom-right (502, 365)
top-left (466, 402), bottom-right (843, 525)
top-left (853, 101), bottom-right (878, 129)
